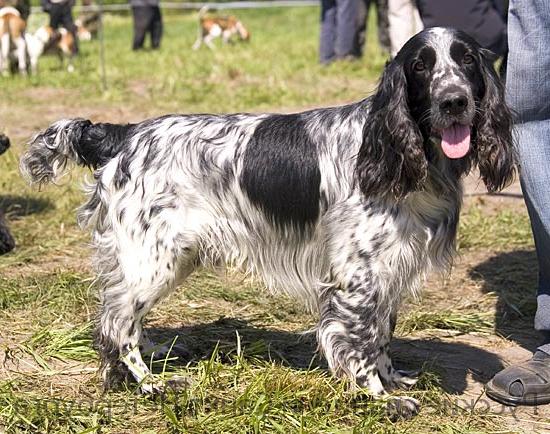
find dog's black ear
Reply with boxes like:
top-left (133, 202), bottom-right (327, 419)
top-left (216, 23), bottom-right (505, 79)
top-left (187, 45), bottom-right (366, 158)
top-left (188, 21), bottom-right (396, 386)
top-left (475, 48), bottom-right (517, 192)
top-left (356, 60), bottom-right (427, 199)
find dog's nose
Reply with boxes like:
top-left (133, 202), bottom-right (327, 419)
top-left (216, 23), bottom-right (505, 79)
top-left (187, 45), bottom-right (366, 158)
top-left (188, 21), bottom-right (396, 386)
top-left (439, 94), bottom-right (468, 116)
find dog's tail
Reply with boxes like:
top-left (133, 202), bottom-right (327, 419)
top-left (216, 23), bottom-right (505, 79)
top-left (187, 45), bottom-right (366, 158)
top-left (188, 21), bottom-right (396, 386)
top-left (198, 5), bottom-right (209, 19)
top-left (20, 118), bottom-right (133, 186)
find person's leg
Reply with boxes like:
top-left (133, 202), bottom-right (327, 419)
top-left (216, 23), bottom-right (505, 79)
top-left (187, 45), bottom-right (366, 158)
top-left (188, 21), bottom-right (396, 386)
top-left (375, 0), bottom-right (391, 54)
top-left (150, 6), bottom-right (162, 49)
top-left (334, 0), bottom-right (360, 59)
top-left (507, 0), bottom-right (550, 347)
top-left (131, 6), bottom-right (149, 50)
top-left (319, 0), bottom-right (337, 64)
top-left (351, 0), bottom-right (368, 58)
top-left (387, 0), bottom-right (423, 58)
top-left (49, 3), bottom-right (62, 29)
top-left (486, 0), bottom-right (550, 406)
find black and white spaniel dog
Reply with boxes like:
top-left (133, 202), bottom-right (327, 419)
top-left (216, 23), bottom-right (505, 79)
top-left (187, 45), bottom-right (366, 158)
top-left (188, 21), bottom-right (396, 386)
top-left (21, 28), bottom-right (515, 418)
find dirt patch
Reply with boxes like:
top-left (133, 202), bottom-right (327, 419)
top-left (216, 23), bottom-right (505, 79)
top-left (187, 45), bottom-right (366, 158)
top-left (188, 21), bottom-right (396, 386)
top-left (463, 169), bottom-right (524, 214)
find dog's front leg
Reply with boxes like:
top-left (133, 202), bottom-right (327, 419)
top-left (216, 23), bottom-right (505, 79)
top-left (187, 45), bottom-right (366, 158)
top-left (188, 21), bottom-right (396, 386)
top-left (376, 311), bottom-right (419, 391)
top-left (317, 279), bottom-right (419, 420)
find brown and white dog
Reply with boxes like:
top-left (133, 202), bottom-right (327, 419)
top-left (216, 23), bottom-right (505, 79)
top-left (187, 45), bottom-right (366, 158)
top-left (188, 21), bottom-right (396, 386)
top-left (25, 25), bottom-right (76, 73)
top-left (0, 6), bottom-right (27, 75)
top-left (192, 6), bottom-right (250, 50)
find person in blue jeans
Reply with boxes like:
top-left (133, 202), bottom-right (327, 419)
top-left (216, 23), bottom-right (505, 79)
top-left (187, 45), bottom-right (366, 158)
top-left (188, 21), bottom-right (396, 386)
top-left (319, 0), bottom-right (363, 64)
top-left (486, 0), bottom-right (550, 406)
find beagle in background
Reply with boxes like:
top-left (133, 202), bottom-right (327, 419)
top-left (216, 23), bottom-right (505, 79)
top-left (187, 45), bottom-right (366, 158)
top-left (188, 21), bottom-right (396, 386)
top-left (0, 6), bottom-right (27, 75)
top-left (26, 25), bottom-right (76, 73)
top-left (192, 5), bottom-right (250, 50)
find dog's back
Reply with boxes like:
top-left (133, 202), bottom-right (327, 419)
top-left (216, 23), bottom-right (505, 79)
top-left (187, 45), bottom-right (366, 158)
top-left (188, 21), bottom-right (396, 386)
top-left (0, 7), bottom-right (25, 39)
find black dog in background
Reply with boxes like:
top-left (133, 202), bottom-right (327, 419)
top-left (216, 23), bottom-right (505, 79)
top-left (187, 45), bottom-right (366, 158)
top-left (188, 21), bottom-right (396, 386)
top-left (0, 133), bottom-right (15, 254)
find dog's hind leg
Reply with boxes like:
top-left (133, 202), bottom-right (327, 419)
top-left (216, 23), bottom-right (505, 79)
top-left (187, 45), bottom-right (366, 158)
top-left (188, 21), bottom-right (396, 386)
top-left (13, 35), bottom-right (27, 75)
top-left (0, 33), bottom-right (10, 76)
top-left (94, 218), bottom-right (198, 393)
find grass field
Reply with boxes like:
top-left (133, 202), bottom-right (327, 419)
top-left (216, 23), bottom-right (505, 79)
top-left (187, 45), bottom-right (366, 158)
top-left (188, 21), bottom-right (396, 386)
top-left (0, 6), bottom-right (546, 434)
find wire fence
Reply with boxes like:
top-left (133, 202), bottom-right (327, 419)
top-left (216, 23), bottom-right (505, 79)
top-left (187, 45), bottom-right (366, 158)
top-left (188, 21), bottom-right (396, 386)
top-left (30, 0), bottom-right (319, 14)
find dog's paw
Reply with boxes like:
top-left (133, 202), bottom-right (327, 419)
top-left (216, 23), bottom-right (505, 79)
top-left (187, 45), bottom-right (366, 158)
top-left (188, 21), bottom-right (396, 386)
top-left (139, 375), bottom-right (192, 396)
top-left (386, 396), bottom-right (420, 421)
top-left (166, 375), bottom-right (192, 391)
top-left (139, 377), bottom-right (165, 395)
top-left (389, 369), bottom-right (420, 390)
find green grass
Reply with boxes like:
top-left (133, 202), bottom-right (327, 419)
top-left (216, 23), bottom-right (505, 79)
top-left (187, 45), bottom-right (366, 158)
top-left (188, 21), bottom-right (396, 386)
top-left (0, 6), bottom-right (542, 434)
top-left (397, 311), bottom-right (494, 335)
top-left (0, 342), bottom-right (502, 434)
top-left (1, 8), bottom-right (387, 118)
top-left (458, 205), bottom-right (533, 251)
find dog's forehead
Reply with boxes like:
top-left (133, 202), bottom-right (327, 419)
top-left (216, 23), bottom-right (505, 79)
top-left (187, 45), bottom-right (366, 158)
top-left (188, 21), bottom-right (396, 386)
top-left (424, 28), bottom-right (467, 87)
top-left (425, 28), bottom-right (459, 69)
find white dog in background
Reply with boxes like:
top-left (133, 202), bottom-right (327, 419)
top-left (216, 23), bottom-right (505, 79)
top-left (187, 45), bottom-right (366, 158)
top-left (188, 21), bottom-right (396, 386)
top-left (25, 25), bottom-right (76, 73)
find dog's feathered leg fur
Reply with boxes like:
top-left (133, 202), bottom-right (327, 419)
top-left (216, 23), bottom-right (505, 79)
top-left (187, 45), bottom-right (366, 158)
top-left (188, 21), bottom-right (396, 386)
top-left (318, 279), bottom-right (420, 418)
top-left (93, 211), bottom-right (198, 391)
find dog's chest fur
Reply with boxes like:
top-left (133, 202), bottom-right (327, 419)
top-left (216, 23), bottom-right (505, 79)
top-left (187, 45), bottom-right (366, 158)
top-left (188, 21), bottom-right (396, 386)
top-left (327, 182), bottom-right (460, 304)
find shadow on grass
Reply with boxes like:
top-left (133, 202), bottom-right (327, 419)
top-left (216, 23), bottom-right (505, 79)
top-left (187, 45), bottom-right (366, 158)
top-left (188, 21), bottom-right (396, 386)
top-left (148, 317), bottom-right (504, 394)
top-left (469, 249), bottom-right (540, 352)
top-left (0, 195), bottom-right (53, 218)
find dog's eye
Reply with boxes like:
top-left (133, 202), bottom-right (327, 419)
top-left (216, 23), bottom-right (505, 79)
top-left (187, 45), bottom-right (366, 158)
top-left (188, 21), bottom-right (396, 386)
top-left (413, 60), bottom-right (425, 72)
top-left (463, 54), bottom-right (474, 64)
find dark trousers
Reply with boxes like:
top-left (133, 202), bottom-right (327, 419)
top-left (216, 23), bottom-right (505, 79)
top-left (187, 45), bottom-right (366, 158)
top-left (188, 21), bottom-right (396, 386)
top-left (49, 1), bottom-right (78, 53)
top-left (320, 0), bottom-right (389, 64)
top-left (132, 6), bottom-right (162, 50)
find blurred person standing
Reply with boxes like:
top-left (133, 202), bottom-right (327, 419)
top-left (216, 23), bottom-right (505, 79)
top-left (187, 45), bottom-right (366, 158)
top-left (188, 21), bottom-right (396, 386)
top-left (355, 0), bottom-right (391, 57)
top-left (41, 0), bottom-right (79, 54)
top-left (319, 0), bottom-right (364, 64)
top-left (387, 0), bottom-right (423, 58)
top-left (130, 0), bottom-right (162, 50)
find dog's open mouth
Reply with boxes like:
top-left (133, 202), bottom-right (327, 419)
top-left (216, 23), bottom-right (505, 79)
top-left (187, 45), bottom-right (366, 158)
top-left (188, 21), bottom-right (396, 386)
top-left (440, 124), bottom-right (471, 159)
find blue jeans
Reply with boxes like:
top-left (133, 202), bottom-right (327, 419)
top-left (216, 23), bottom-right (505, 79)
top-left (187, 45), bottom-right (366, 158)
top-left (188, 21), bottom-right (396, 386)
top-left (319, 0), bottom-right (363, 64)
top-left (507, 0), bottom-right (550, 352)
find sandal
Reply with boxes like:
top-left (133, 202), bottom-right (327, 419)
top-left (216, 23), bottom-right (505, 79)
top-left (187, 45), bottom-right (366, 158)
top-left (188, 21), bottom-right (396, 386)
top-left (486, 351), bottom-right (550, 406)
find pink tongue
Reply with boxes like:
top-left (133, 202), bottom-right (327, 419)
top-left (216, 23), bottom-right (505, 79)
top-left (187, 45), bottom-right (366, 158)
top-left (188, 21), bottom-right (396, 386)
top-left (440, 124), bottom-right (471, 159)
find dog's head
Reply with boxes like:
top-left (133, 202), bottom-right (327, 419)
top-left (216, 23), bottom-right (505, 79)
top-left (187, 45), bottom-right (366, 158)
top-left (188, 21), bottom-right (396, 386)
top-left (235, 20), bottom-right (250, 42)
top-left (34, 25), bottom-right (54, 44)
top-left (357, 27), bottom-right (516, 199)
